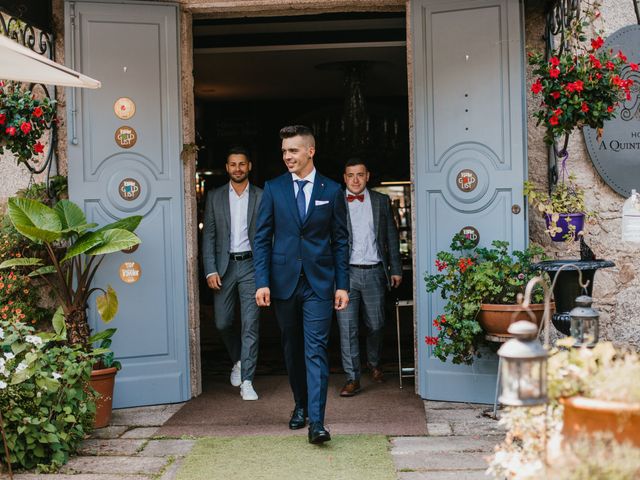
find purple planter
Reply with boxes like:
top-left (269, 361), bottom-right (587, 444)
top-left (544, 213), bottom-right (585, 242)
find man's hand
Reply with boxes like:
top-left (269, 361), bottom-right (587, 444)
top-left (256, 287), bottom-right (271, 307)
top-left (207, 273), bottom-right (222, 290)
top-left (391, 275), bottom-right (402, 288)
top-left (334, 289), bottom-right (349, 311)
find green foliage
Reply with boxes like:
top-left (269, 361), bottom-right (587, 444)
top-left (0, 316), bottom-right (95, 470)
top-left (0, 197), bottom-right (141, 347)
top-left (424, 234), bottom-right (546, 365)
top-left (16, 176), bottom-right (68, 206)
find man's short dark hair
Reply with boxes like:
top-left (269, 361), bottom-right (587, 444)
top-left (279, 125), bottom-right (315, 141)
top-left (227, 146), bottom-right (251, 162)
top-left (344, 158), bottom-right (368, 171)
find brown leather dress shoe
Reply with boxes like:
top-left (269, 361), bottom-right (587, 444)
top-left (340, 380), bottom-right (361, 397)
top-left (369, 364), bottom-right (385, 383)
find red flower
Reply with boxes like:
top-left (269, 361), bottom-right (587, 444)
top-left (20, 121), bottom-right (32, 135)
top-left (435, 259), bottom-right (448, 272)
top-left (550, 91), bottom-right (561, 100)
top-left (607, 105), bottom-right (614, 113)
top-left (33, 142), bottom-right (44, 154)
top-left (425, 336), bottom-right (438, 346)
top-left (458, 257), bottom-right (473, 273)
top-left (573, 80), bottom-right (584, 92)
top-left (549, 115), bottom-right (559, 126)
top-left (32, 106), bottom-right (43, 118)
top-left (606, 61), bottom-right (616, 71)
top-left (631, 63), bottom-right (639, 71)
top-left (550, 56), bottom-right (560, 66)
top-left (5, 126), bottom-right (16, 136)
top-left (618, 51), bottom-right (628, 63)
top-left (589, 54), bottom-right (602, 69)
top-left (581, 102), bottom-right (589, 113)
top-left (531, 80), bottom-right (543, 94)
top-left (0, 114), bottom-right (5, 125)
top-left (591, 36), bottom-right (604, 50)
top-left (549, 67), bottom-right (560, 79)
top-left (596, 72), bottom-right (603, 80)
top-left (553, 108), bottom-right (563, 116)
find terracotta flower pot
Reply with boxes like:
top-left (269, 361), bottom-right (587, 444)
top-left (561, 396), bottom-right (640, 447)
top-left (89, 367), bottom-right (117, 429)
top-left (478, 302), bottom-right (553, 336)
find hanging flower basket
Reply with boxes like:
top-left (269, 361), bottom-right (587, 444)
top-left (544, 212), bottom-right (585, 242)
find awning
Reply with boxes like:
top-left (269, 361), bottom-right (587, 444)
top-left (0, 34), bottom-right (101, 88)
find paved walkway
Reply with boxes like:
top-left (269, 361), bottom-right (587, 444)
top-left (11, 395), bottom-right (503, 479)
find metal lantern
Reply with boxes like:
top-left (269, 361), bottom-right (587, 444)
top-left (497, 321), bottom-right (548, 406)
top-left (569, 295), bottom-right (600, 348)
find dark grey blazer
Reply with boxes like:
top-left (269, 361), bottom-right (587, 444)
top-left (202, 183), bottom-right (263, 278)
top-left (345, 189), bottom-right (402, 288)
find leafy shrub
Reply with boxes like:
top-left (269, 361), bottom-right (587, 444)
top-left (0, 316), bottom-right (95, 470)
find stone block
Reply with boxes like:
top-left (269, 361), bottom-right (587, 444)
top-left (110, 404), bottom-right (184, 427)
top-left (139, 439), bottom-right (195, 457)
top-left (394, 451), bottom-right (490, 471)
top-left (121, 427), bottom-right (160, 439)
top-left (60, 456), bottom-right (168, 475)
top-left (426, 423), bottom-right (453, 436)
top-left (78, 439), bottom-right (146, 456)
top-left (89, 425), bottom-right (128, 439)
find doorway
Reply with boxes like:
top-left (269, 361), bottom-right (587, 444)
top-left (191, 12), bottom-right (415, 392)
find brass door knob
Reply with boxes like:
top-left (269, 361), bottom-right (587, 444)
top-left (512, 204), bottom-right (521, 214)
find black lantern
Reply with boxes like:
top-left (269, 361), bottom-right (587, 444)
top-left (569, 295), bottom-right (599, 348)
top-left (497, 321), bottom-right (548, 406)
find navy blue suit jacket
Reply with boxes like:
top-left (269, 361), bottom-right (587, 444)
top-left (254, 171), bottom-right (349, 300)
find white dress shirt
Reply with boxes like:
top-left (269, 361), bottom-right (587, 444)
top-left (229, 182), bottom-right (251, 253)
top-left (347, 188), bottom-right (381, 265)
top-left (292, 168), bottom-right (316, 215)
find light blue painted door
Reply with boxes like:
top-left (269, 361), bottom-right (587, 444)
top-left (65, 1), bottom-right (190, 407)
top-left (411, 0), bottom-right (527, 403)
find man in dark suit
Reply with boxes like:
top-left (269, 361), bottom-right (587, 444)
top-left (337, 158), bottom-right (402, 397)
top-left (254, 125), bottom-right (349, 444)
top-left (202, 146), bottom-right (263, 401)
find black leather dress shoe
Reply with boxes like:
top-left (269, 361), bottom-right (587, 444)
top-left (308, 422), bottom-right (331, 444)
top-left (289, 406), bottom-right (307, 430)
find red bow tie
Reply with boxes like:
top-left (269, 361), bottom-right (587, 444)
top-left (347, 194), bottom-right (365, 203)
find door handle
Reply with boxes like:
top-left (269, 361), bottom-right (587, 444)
top-left (512, 204), bottom-right (521, 215)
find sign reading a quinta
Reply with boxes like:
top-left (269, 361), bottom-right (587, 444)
top-left (584, 25), bottom-right (640, 198)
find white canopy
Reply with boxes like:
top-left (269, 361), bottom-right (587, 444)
top-left (0, 34), bottom-right (100, 88)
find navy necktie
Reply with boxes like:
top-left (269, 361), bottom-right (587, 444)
top-left (295, 179), bottom-right (309, 220)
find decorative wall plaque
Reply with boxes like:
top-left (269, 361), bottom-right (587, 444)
top-left (115, 126), bottom-right (137, 148)
top-left (584, 25), bottom-right (640, 197)
top-left (113, 97), bottom-right (136, 120)
top-left (119, 261), bottom-right (141, 283)
top-left (119, 178), bottom-right (140, 201)
top-left (122, 243), bottom-right (139, 254)
top-left (460, 226), bottom-right (480, 246)
top-left (456, 169), bottom-right (478, 192)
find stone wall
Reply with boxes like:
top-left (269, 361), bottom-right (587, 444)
top-left (525, 1), bottom-right (640, 349)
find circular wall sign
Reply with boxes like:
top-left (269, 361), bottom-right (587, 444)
top-left (119, 178), bottom-right (141, 201)
top-left (113, 97), bottom-right (136, 120)
top-left (456, 169), bottom-right (478, 192)
top-left (460, 226), bottom-right (480, 246)
top-left (115, 126), bottom-right (137, 149)
top-left (121, 243), bottom-right (139, 254)
top-left (119, 261), bottom-right (141, 284)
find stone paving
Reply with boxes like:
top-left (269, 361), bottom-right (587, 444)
top-left (10, 400), bottom-right (503, 479)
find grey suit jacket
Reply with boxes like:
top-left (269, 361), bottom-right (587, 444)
top-left (345, 189), bottom-right (402, 289)
top-left (202, 183), bottom-right (263, 278)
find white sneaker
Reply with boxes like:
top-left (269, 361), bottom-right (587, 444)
top-left (230, 361), bottom-right (241, 387)
top-left (240, 380), bottom-right (258, 401)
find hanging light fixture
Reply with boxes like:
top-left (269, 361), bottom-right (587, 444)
top-left (569, 295), bottom-right (600, 348)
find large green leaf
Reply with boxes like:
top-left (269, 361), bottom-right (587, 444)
top-left (61, 231), bottom-right (104, 262)
top-left (0, 257), bottom-right (43, 269)
top-left (54, 200), bottom-right (87, 231)
top-left (28, 265), bottom-right (56, 277)
top-left (86, 229), bottom-right (140, 256)
top-left (89, 328), bottom-right (116, 343)
top-left (96, 215), bottom-right (143, 233)
top-left (7, 198), bottom-right (62, 243)
top-left (96, 285), bottom-right (118, 323)
top-left (52, 306), bottom-right (66, 339)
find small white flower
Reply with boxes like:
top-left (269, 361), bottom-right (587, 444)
top-left (0, 328), bottom-right (4, 339)
top-left (0, 380), bottom-right (6, 389)
top-left (25, 335), bottom-right (43, 346)
top-left (4, 352), bottom-right (14, 360)
top-left (15, 361), bottom-right (27, 373)
top-left (0, 367), bottom-right (7, 377)
top-left (52, 372), bottom-right (62, 380)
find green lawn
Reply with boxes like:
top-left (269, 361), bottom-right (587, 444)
top-left (176, 434), bottom-right (396, 480)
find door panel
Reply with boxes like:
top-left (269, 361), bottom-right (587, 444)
top-left (65, 1), bottom-right (189, 407)
top-left (411, 0), bottom-right (526, 403)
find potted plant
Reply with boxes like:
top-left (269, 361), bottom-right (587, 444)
top-left (0, 197), bottom-right (141, 427)
top-left (424, 234), bottom-right (547, 365)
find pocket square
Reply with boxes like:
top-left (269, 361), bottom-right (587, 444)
top-left (315, 200), bottom-right (329, 206)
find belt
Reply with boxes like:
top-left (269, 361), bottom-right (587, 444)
top-left (229, 251), bottom-right (253, 261)
top-left (349, 263), bottom-right (381, 269)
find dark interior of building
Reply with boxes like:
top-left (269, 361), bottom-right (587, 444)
top-left (192, 12), bottom-right (414, 383)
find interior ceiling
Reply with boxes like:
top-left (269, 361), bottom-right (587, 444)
top-left (193, 13), bottom-right (407, 101)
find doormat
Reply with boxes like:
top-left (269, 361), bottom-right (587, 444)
top-left (175, 434), bottom-right (396, 480)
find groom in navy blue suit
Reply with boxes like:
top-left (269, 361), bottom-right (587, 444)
top-left (254, 125), bottom-right (349, 444)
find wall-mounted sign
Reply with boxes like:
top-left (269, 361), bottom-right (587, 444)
top-left (119, 178), bottom-right (140, 201)
top-left (456, 169), bottom-right (478, 192)
top-left (122, 243), bottom-right (139, 254)
top-left (460, 226), bottom-right (480, 246)
top-left (119, 261), bottom-right (141, 283)
top-left (115, 126), bottom-right (137, 148)
top-left (584, 24), bottom-right (640, 197)
top-left (113, 97), bottom-right (136, 120)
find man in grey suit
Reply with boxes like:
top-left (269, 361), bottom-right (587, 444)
top-left (202, 146), bottom-right (263, 400)
top-left (337, 158), bottom-right (403, 397)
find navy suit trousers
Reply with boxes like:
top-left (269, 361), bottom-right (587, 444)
top-left (273, 274), bottom-right (332, 424)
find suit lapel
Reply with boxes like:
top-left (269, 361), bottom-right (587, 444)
top-left (344, 193), bottom-right (353, 239)
top-left (247, 184), bottom-right (256, 227)
top-left (303, 175), bottom-right (326, 226)
top-left (371, 190), bottom-right (381, 239)
top-left (282, 175), bottom-right (302, 228)
top-left (221, 184), bottom-right (231, 233)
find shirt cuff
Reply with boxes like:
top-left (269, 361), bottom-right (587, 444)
top-left (206, 272), bottom-right (218, 278)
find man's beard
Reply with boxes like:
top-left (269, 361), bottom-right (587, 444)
top-left (230, 174), bottom-right (248, 184)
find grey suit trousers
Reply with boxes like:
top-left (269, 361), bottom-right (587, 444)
top-left (213, 257), bottom-right (260, 382)
top-left (336, 264), bottom-right (386, 381)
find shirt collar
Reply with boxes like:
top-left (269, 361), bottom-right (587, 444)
top-left (292, 168), bottom-right (316, 185)
top-left (346, 188), bottom-right (368, 198)
top-left (229, 182), bottom-right (249, 197)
